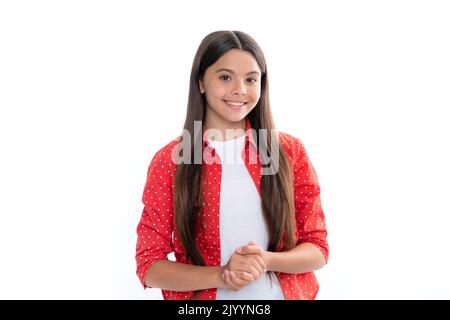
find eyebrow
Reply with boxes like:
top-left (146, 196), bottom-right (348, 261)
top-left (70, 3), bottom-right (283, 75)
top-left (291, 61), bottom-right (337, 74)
top-left (215, 68), bottom-right (260, 76)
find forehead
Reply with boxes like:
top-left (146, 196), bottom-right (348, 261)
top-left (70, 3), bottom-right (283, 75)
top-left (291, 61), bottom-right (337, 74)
top-left (212, 49), bottom-right (260, 74)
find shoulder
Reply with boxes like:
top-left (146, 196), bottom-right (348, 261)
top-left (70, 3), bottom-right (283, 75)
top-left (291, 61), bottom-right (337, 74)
top-left (278, 131), bottom-right (307, 163)
top-left (146, 136), bottom-right (182, 176)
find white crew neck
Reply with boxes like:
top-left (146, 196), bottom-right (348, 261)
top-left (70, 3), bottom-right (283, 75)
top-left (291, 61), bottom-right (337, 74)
top-left (207, 133), bottom-right (246, 164)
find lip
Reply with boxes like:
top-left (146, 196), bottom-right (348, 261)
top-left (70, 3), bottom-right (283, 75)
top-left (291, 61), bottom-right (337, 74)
top-left (223, 100), bottom-right (248, 110)
top-left (224, 100), bottom-right (248, 103)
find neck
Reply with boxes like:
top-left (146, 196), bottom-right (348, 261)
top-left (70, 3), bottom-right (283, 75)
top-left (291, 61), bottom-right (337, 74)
top-left (204, 113), bottom-right (246, 141)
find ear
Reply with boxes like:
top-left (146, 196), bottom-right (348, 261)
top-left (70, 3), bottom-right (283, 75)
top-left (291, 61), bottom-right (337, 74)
top-left (198, 80), bottom-right (204, 94)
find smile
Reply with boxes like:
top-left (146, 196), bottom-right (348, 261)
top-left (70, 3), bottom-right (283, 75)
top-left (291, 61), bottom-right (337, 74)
top-left (223, 100), bottom-right (248, 110)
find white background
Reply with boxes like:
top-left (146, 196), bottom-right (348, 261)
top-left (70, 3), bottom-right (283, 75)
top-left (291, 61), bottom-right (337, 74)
top-left (1, 1), bottom-right (449, 299)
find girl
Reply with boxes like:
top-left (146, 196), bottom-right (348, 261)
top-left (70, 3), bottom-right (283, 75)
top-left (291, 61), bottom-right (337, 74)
top-left (135, 30), bottom-right (329, 300)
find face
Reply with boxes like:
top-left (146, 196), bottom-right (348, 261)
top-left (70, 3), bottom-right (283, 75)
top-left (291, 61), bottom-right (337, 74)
top-left (199, 49), bottom-right (262, 132)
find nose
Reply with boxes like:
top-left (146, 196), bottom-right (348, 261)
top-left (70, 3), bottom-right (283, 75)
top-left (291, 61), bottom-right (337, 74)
top-left (232, 79), bottom-right (247, 96)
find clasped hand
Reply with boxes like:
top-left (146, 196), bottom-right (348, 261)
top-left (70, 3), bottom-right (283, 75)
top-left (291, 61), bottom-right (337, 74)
top-left (221, 240), bottom-right (269, 292)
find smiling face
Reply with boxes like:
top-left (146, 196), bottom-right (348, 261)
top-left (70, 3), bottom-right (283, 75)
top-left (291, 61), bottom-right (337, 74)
top-left (199, 49), bottom-right (262, 139)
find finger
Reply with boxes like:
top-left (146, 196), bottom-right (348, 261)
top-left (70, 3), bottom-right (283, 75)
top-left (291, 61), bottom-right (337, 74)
top-left (230, 271), bottom-right (250, 287)
top-left (242, 255), bottom-right (264, 275)
top-left (246, 265), bottom-right (260, 280)
top-left (236, 243), bottom-right (256, 254)
top-left (224, 270), bottom-right (239, 292)
top-left (253, 255), bottom-right (267, 273)
top-left (230, 271), bottom-right (249, 291)
top-left (235, 270), bottom-right (254, 282)
top-left (237, 262), bottom-right (260, 280)
top-left (237, 245), bottom-right (262, 255)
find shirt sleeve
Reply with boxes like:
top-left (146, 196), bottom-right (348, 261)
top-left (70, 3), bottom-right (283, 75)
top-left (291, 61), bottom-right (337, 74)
top-left (135, 148), bottom-right (174, 289)
top-left (293, 138), bottom-right (329, 264)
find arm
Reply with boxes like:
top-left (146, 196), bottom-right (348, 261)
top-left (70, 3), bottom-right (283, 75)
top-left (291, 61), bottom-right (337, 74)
top-left (292, 138), bottom-right (329, 266)
top-left (266, 242), bottom-right (326, 274)
top-left (145, 260), bottom-right (226, 292)
top-left (236, 241), bottom-right (326, 275)
top-left (136, 146), bottom-right (229, 292)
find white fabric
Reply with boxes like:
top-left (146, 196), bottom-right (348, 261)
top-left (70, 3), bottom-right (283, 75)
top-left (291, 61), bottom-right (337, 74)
top-left (208, 133), bottom-right (285, 300)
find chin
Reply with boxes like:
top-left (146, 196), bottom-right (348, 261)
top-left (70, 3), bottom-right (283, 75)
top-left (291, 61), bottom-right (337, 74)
top-left (223, 112), bottom-right (248, 123)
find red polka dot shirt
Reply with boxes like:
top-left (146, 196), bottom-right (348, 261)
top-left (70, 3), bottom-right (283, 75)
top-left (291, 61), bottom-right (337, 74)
top-left (135, 117), bottom-right (329, 300)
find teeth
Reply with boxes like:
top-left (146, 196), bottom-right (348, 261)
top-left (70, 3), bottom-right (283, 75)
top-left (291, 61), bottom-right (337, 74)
top-left (226, 100), bottom-right (245, 106)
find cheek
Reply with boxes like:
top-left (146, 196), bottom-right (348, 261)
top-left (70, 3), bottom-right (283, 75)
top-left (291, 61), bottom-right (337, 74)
top-left (207, 82), bottom-right (227, 97)
top-left (248, 89), bottom-right (261, 104)
top-left (204, 87), bottom-right (223, 104)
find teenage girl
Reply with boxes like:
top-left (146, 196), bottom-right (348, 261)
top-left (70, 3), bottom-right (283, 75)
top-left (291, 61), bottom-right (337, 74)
top-left (135, 30), bottom-right (329, 300)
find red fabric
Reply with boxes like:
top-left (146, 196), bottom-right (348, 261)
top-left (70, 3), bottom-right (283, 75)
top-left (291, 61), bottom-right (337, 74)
top-left (135, 117), bottom-right (329, 300)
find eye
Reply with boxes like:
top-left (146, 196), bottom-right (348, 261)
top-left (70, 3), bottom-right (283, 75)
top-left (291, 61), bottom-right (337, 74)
top-left (219, 75), bottom-right (258, 83)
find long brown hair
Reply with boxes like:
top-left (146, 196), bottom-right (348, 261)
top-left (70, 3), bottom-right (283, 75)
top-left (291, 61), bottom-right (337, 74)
top-left (174, 30), bottom-right (297, 299)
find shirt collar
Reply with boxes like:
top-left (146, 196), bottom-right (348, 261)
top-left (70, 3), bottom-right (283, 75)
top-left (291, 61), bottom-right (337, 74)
top-left (201, 117), bottom-right (257, 150)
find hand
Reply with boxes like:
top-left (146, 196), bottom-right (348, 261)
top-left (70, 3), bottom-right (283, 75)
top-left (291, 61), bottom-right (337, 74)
top-left (221, 267), bottom-right (254, 292)
top-left (221, 241), bottom-right (267, 292)
top-left (228, 241), bottom-right (267, 280)
top-left (235, 240), bottom-right (271, 272)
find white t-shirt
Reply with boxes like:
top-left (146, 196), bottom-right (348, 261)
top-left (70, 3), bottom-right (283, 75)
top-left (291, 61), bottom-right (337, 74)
top-left (208, 133), bottom-right (285, 300)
